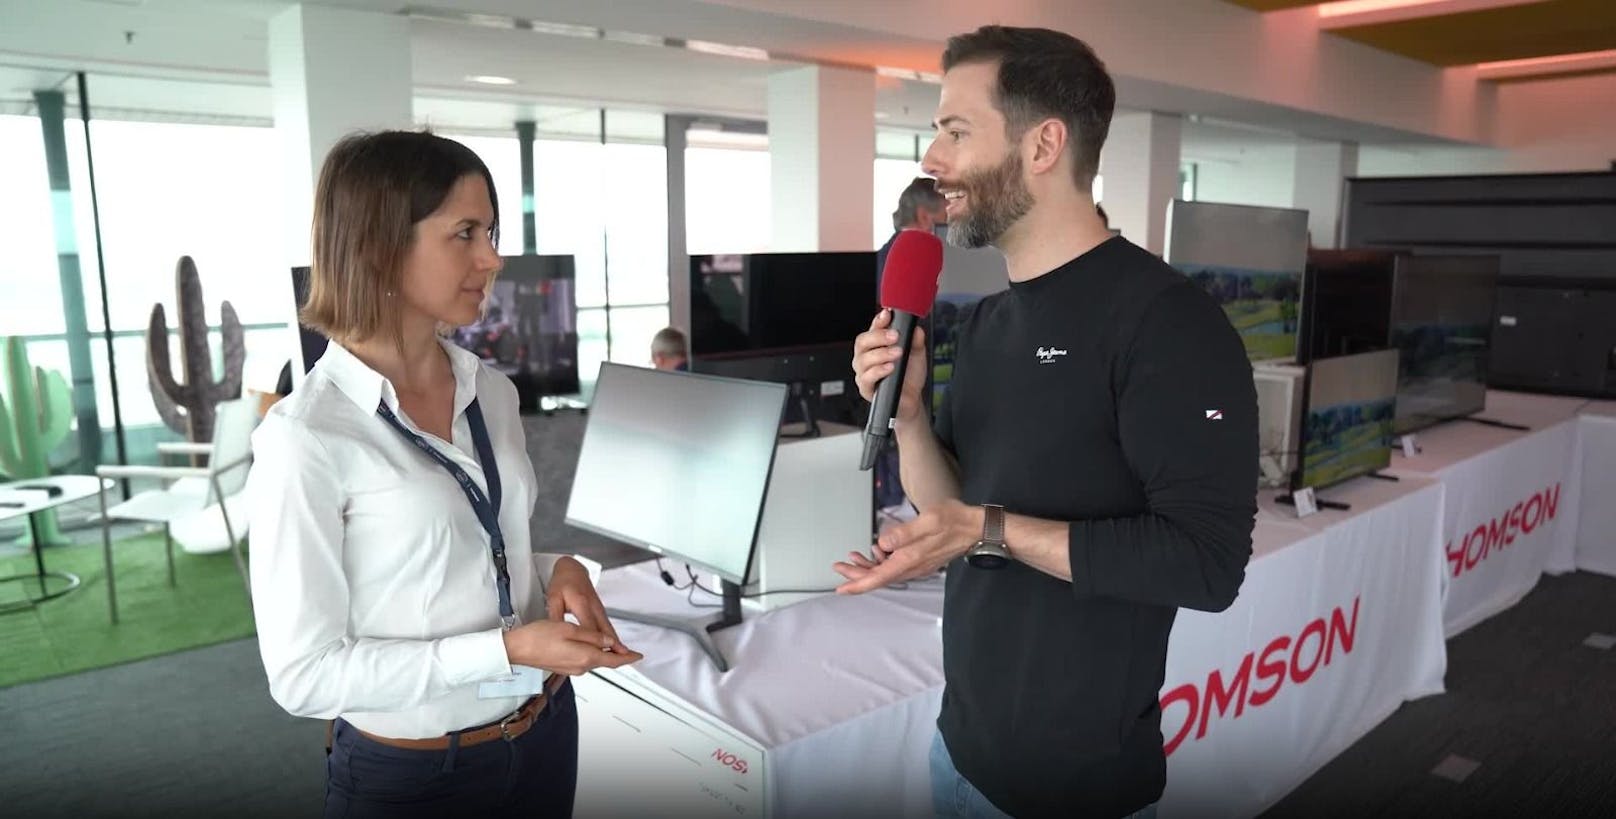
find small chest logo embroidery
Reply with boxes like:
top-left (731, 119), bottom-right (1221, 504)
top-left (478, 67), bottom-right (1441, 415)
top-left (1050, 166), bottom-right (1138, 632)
top-left (1035, 346), bottom-right (1068, 364)
top-left (1206, 409), bottom-right (1224, 420)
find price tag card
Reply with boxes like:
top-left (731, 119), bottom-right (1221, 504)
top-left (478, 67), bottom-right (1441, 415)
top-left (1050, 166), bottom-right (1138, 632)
top-left (1294, 487), bottom-right (1320, 518)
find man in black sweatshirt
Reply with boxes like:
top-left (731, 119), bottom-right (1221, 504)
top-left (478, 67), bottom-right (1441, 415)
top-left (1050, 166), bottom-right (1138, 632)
top-left (838, 26), bottom-right (1258, 819)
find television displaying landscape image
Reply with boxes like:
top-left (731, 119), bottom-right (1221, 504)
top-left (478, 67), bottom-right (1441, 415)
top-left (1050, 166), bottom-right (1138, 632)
top-left (1177, 263), bottom-right (1302, 361)
top-left (928, 292), bottom-right (984, 414)
top-left (1164, 199), bottom-right (1309, 364)
top-left (1299, 349), bottom-right (1399, 491)
top-left (1388, 255), bottom-right (1499, 433)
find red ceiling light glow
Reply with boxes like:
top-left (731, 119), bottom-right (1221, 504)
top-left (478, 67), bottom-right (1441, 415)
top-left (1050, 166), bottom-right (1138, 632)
top-left (1317, 0), bottom-right (1547, 28)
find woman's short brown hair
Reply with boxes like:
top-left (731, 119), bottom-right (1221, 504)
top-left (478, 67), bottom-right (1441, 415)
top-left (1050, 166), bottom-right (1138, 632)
top-left (301, 130), bottom-right (500, 345)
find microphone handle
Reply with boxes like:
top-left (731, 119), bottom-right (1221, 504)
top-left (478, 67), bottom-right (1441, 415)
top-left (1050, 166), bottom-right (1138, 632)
top-left (859, 309), bottom-right (918, 471)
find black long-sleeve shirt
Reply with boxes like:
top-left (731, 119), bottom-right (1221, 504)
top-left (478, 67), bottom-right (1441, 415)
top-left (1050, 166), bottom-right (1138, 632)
top-left (932, 235), bottom-right (1258, 817)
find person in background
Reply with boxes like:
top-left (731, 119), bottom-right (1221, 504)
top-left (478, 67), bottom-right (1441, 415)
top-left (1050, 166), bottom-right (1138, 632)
top-left (872, 177), bottom-right (950, 513)
top-left (650, 326), bottom-right (689, 372)
top-left (247, 130), bottom-right (641, 819)
top-left (842, 26), bottom-right (1256, 819)
top-left (877, 176), bottom-right (950, 290)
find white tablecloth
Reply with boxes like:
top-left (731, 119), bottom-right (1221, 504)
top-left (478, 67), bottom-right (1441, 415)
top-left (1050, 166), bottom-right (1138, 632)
top-left (1158, 477), bottom-right (1447, 818)
top-left (1387, 391), bottom-right (1586, 637)
top-left (1574, 404), bottom-right (1616, 578)
top-left (593, 474), bottom-right (1448, 818)
top-left (594, 563), bottom-right (946, 819)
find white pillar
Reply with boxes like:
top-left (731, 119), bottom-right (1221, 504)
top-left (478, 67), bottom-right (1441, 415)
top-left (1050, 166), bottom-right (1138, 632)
top-left (1292, 141), bottom-right (1359, 248)
top-left (269, 4), bottom-right (412, 268)
top-left (666, 114), bottom-right (692, 332)
top-left (767, 65), bottom-right (876, 252)
top-left (1099, 111), bottom-right (1183, 256)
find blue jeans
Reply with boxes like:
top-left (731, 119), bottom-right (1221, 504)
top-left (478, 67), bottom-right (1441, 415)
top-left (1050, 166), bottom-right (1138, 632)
top-left (324, 679), bottom-right (578, 818)
top-left (929, 732), bottom-right (1158, 819)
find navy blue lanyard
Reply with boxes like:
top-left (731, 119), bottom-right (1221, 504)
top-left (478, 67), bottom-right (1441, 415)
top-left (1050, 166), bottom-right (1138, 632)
top-left (376, 397), bottom-right (515, 629)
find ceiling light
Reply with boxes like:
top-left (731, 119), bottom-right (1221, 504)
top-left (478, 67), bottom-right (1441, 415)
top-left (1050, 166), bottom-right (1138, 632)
top-left (465, 75), bottom-right (517, 86)
top-left (684, 40), bottom-right (771, 61)
top-left (1317, 0), bottom-right (1547, 28)
top-left (1473, 48), bottom-right (1616, 80)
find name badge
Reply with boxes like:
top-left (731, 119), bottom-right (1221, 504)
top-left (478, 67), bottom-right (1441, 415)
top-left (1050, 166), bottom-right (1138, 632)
top-left (478, 664), bottom-right (549, 700)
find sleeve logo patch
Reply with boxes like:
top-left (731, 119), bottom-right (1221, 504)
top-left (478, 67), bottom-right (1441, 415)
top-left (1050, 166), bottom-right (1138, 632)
top-left (1205, 409), bottom-right (1223, 420)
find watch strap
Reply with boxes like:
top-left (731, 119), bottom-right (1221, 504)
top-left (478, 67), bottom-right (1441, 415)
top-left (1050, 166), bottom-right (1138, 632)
top-left (982, 504), bottom-right (1005, 544)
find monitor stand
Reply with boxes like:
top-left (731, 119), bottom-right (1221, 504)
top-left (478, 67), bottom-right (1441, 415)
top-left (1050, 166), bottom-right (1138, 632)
top-left (1274, 493), bottom-right (1352, 512)
top-left (1461, 416), bottom-right (1529, 432)
top-left (607, 579), bottom-right (744, 673)
top-left (778, 383), bottom-right (821, 439)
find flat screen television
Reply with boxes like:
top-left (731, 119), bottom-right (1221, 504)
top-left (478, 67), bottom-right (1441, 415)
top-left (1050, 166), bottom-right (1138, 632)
top-left (565, 363), bottom-right (787, 672)
top-left (290, 266), bottom-right (329, 375)
top-left (450, 255), bottom-right (579, 410)
top-left (1297, 349), bottom-right (1399, 493)
top-left (292, 257), bottom-right (578, 411)
top-left (689, 252), bottom-right (877, 356)
top-left (689, 252), bottom-right (876, 433)
top-left (1389, 255), bottom-right (1500, 432)
top-left (1297, 250), bottom-right (1395, 365)
top-left (1489, 275), bottom-right (1616, 398)
top-left (928, 292), bottom-right (983, 412)
top-left (1165, 200), bottom-right (1309, 363)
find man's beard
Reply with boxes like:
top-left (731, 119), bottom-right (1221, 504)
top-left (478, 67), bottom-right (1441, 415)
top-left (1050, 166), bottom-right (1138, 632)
top-left (947, 149), bottom-right (1035, 249)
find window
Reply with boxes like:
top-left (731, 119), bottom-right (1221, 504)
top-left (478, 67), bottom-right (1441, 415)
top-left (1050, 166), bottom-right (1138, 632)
top-left (873, 158), bottom-right (925, 246)
top-left (2, 113), bottom-right (293, 469)
top-left (685, 146), bottom-right (771, 255)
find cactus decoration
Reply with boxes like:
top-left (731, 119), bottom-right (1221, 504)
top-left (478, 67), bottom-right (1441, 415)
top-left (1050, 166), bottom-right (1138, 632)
top-left (147, 256), bottom-right (245, 445)
top-left (0, 336), bottom-right (73, 545)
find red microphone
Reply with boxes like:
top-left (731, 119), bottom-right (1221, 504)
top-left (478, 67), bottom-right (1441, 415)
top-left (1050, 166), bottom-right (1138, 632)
top-left (860, 229), bottom-right (944, 470)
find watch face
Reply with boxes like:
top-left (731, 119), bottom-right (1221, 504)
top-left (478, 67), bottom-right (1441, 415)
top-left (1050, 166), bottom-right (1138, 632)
top-left (966, 541), bottom-right (1010, 569)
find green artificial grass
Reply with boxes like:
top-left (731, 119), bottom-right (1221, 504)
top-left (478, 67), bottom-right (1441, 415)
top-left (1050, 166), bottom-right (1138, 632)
top-left (0, 533), bottom-right (254, 689)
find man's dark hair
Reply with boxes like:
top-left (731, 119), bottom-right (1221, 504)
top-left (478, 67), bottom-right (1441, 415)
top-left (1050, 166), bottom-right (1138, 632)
top-left (892, 177), bottom-right (946, 231)
top-left (942, 26), bottom-right (1116, 188)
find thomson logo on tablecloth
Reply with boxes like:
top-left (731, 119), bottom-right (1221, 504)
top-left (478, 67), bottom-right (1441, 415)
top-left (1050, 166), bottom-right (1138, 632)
top-left (1159, 597), bottom-right (1360, 756)
top-left (1445, 483), bottom-right (1561, 579)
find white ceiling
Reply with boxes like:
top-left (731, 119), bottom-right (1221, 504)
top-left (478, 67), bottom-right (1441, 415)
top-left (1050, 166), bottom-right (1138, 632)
top-left (0, 0), bottom-right (1456, 156)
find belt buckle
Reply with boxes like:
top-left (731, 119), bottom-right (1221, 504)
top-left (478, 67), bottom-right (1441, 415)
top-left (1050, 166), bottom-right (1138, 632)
top-left (499, 708), bottom-right (523, 742)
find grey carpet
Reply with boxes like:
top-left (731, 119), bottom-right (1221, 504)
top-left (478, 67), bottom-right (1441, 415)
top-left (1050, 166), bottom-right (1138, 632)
top-left (1265, 570), bottom-right (1616, 818)
top-left (0, 638), bottom-right (323, 819)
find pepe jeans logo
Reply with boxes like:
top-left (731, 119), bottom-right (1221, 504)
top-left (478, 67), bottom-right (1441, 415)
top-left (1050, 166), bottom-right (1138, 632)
top-left (1035, 346), bottom-right (1069, 364)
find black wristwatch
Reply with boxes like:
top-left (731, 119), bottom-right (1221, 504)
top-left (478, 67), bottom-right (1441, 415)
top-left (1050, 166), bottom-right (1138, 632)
top-left (965, 504), bottom-right (1010, 569)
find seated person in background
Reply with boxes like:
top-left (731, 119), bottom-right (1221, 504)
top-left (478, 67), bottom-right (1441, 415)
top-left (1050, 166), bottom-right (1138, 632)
top-left (651, 327), bottom-right (689, 372)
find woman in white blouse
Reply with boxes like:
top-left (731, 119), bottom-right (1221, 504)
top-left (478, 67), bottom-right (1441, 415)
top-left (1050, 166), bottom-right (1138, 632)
top-left (248, 130), bottom-right (641, 818)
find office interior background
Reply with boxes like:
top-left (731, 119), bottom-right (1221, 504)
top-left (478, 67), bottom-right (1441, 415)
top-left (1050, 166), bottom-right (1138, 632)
top-left (2, 0), bottom-right (1615, 816)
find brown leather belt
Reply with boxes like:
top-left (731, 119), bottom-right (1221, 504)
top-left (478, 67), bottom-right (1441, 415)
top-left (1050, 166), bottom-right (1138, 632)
top-left (355, 672), bottom-right (567, 751)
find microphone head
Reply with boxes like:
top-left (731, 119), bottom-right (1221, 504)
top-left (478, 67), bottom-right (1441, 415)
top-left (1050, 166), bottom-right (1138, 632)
top-left (880, 229), bottom-right (944, 318)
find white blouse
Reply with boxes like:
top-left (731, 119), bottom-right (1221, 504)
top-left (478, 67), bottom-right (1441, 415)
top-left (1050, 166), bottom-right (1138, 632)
top-left (246, 339), bottom-right (560, 739)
